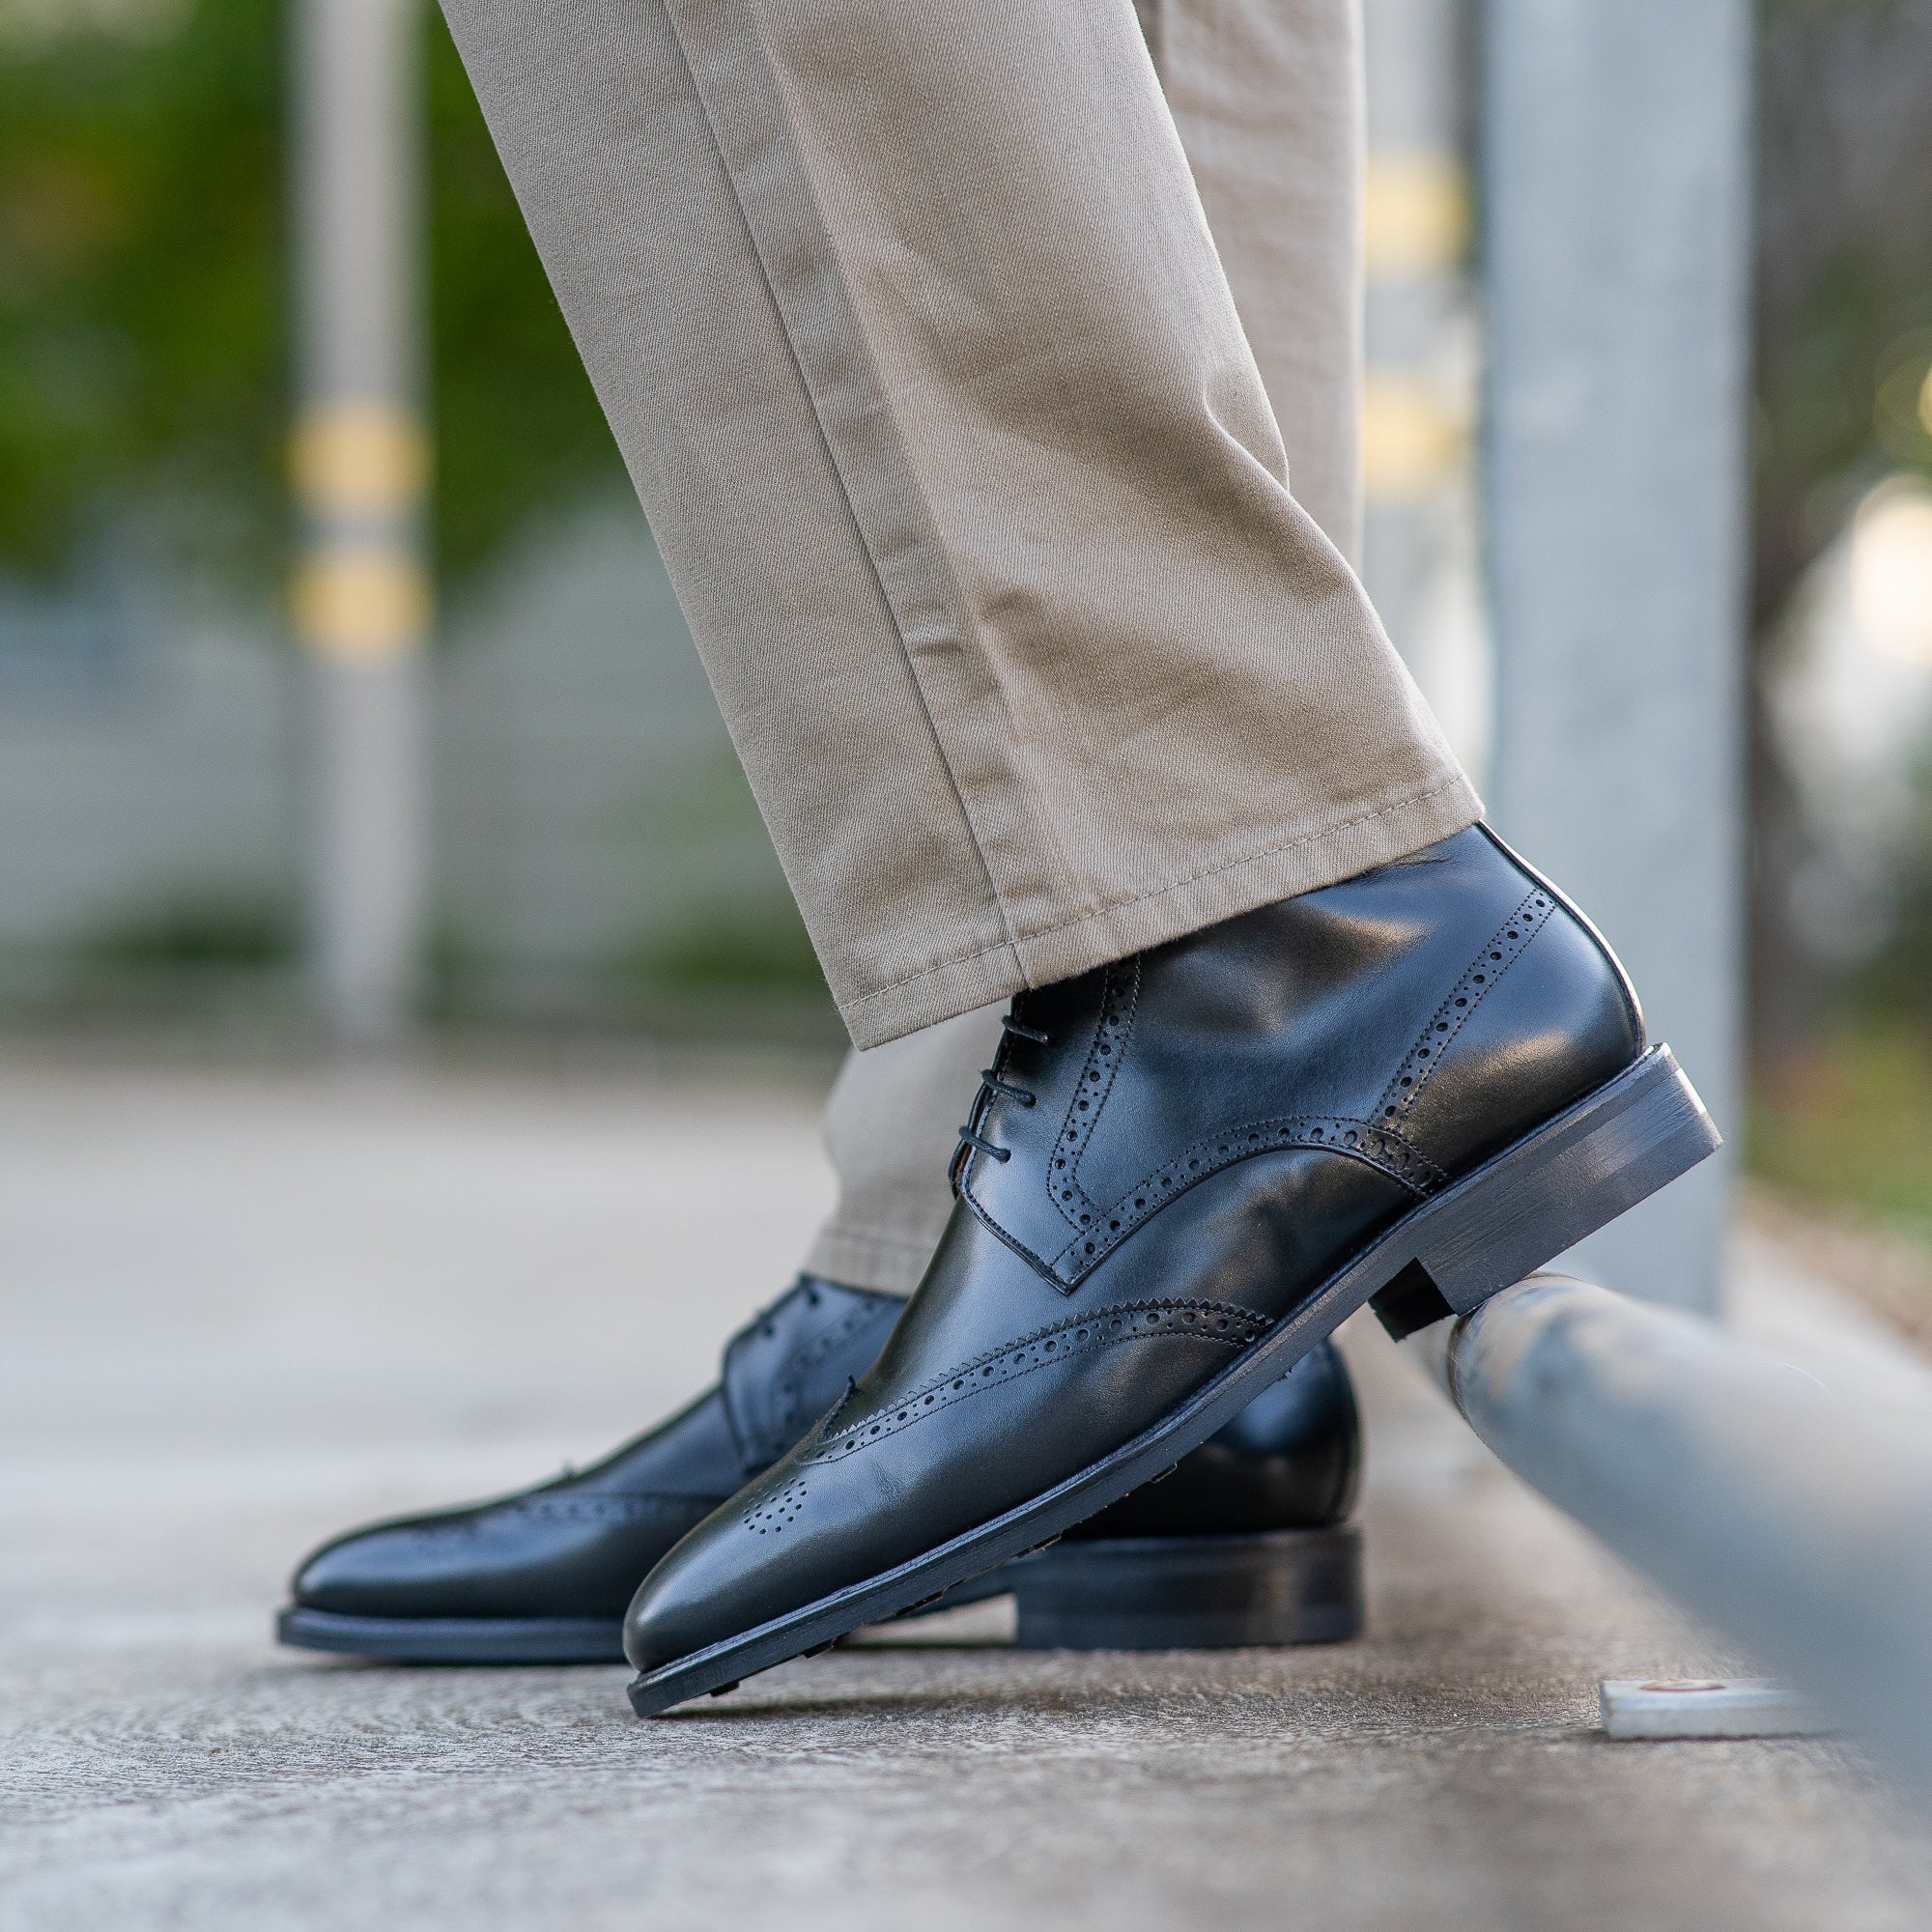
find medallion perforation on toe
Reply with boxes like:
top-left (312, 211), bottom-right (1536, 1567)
top-left (744, 1479), bottom-right (810, 1535)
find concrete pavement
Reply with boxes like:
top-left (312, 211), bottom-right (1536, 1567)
top-left (2, 1059), bottom-right (1927, 1930)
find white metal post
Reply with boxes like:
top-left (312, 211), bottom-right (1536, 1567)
top-left (1361, 0), bottom-right (1489, 782)
top-left (291, 0), bottom-right (432, 1050)
top-left (1480, 0), bottom-right (1752, 1313)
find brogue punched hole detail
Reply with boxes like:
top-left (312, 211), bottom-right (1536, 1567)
top-left (1043, 1111), bottom-right (1448, 1283)
top-left (802, 1300), bottom-right (1269, 1466)
top-left (743, 1480), bottom-right (810, 1536)
top-left (1372, 890), bottom-right (1556, 1131)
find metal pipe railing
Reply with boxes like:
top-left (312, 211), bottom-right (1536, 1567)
top-left (1408, 1274), bottom-right (1932, 1802)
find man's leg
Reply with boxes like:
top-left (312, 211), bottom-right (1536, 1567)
top-left (1160, 0), bottom-right (1365, 568)
top-left (276, 0), bottom-right (1389, 1666)
top-left (803, 1010), bottom-right (1001, 1293)
top-left (439, 0), bottom-right (1476, 1052)
top-left (807, 0), bottom-right (1370, 1299)
top-left (438, 0), bottom-right (1714, 1705)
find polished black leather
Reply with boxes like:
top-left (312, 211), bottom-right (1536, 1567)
top-left (286, 1277), bottom-right (904, 1628)
top-left (1066, 1331), bottom-right (1357, 1540)
top-left (283, 1276), bottom-right (1358, 1640)
top-left (627, 824), bottom-right (1644, 1673)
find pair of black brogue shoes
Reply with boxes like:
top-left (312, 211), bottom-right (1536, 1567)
top-left (280, 1277), bottom-right (1366, 1662)
top-left (281, 825), bottom-right (1718, 1713)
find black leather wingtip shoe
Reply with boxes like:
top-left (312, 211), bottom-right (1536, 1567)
top-left (625, 824), bottom-right (1721, 1715)
top-left (276, 1280), bottom-right (1367, 1663)
top-left (277, 1276), bottom-right (904, 1663)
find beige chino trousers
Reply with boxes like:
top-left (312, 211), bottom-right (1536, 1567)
top-left (441, 0), bottom-right (1481, 1293)
top-left (803, 0), bottom-right (1398, 1293)
top-left (442, 0), bottom-right (1476, 1059)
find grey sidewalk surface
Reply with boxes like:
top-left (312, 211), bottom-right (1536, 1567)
top-left (3, 1061), bottom-right (1929, 1931)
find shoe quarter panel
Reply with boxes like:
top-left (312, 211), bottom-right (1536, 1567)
top-left (963, 831), bottom-right (1535, 1290)
top-left (1393, 895), bottom-right (1646, 1175)
top-left (869, 1152), bottom-right (1409, 1446)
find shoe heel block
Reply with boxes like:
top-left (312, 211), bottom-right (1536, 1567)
top-left (1373, 1044), bottom-right (1721, 1341)
top-left (1005, 1524), bottom-right (1363, 1651)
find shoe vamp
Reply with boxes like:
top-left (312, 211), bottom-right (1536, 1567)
top-left (629, 1326), bottom-right (1251, 1666)
top-left (689, 1151), bottom-right (1409, 1622)
top-left (296, 1492), bottom-right (724, 1620)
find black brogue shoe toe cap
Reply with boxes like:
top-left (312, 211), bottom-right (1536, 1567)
top-left (291, 1490), bottom-right (722, 1623)
top-left (290, 1517), bottom-right (473, 1620)
top-left (624, 1497), bottom-right (777, 1674)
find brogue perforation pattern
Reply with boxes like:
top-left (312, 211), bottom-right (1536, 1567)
top-left (1374, 890), bottom-right (1554, 1126)
top-left (800, 1298), bottom-right (1269, 1467)
top-left (1045, 1114), bottom-right (1445, 1284)
top-left (1048, 959), bottom-right (1140, 1235)
top-left (502, 1494), bottom-right (722, 1526)
top-left (759, 1295), bottom-right (900, 1463)
top-left (963, 870), bottom-right (1577, 1294)
top-left (387, 1492), bottom-right (721, 1545)
top-left (743, 1478), bottom-right (810, 1536)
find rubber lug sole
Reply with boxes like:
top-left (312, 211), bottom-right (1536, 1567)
top-left (623, 1043), bottom-right (1717, 1715)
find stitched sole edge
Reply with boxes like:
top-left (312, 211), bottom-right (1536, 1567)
top-left (276, 1606), bottom-right (627, 1664)
top-left (629, 1045), bottom-right (1718, 1716)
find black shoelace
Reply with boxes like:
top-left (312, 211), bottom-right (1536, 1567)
top-left (955, 1011), bottom-right (1051, 1165)
top-left (735, 1275), bottom-right (820, 1348)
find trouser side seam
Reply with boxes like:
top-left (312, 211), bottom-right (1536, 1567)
top-left (660, 0), bottom-right (1020, 965)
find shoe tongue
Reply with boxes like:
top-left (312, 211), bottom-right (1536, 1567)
top-left (718, 1281), bottom-right (808, 1475)
top-left (719, 1278), bottom-right (904, 1477)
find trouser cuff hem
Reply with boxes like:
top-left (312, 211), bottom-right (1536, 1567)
top-left (838, 772), bottom-right (1482, 1046)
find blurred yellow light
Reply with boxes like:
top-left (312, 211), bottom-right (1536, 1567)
top-left (1918, 363), bottom-right (1932, 440)
top-left (291, 405), bottom-right (429, 519)
top-left (292, 543), bottom-right (431, 663)
top-left (1364, 153), bottom-right (1469, 279)
top-left (1850, 479), bottom-right (1932, 667)
top-left (1361, 374), bottom-right (1466, 502)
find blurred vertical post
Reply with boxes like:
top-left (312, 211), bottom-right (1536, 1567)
top-left (1360, 0), bottom-right (1488, 783)
top-left (1481, 0), bottom-right (1752, 1313)
top-left (291, 0), bottom-right (431, 1051)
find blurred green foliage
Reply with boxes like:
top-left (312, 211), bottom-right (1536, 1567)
top-left (6, 0), bottom-right (1932, 1069)
top-left (1749, 3), bottom-right (1932, 1244)
top-left (1749, 0), bottom-right (1932, 1028)
top-left (1750, 1022), bottom-right (1932, 1236)
top-left (0, 0), bottom-right (280, 576)
top-left (1753, 0), bottom-right (1932, 635)
top-left (1861, 750), bottom-right (1932, 1024)
top-left (73, 893), bottom-right (295, 968)
top-left (0, 0), bottom-right (621, 589)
